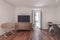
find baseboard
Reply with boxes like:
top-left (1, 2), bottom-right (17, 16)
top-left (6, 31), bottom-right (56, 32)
top-left (41, 29), bottom-right (49, 31)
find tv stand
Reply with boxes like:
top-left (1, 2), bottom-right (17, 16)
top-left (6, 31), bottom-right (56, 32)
top-left (15, 22), bottom-right (32, 30)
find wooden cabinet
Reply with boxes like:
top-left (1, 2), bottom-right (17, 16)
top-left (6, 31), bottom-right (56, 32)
top-left (15, 22), bottom-right (32, 30)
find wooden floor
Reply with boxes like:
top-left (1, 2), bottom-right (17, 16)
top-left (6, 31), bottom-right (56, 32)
top-left (42, 30), bottom-right (60, 40)
top-left (0, 30), bottom-right (32, 40)
top-left (41, 30), bottom-right (56, 40)
top-left (0, 30), bottom-right (60, 40)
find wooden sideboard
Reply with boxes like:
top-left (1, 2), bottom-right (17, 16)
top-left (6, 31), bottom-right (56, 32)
top-left (15, 22), bottom-right (32, 30)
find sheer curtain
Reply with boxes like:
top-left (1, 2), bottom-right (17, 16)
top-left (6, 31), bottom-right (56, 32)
top-left (33, 9), bottom-right (41, 28)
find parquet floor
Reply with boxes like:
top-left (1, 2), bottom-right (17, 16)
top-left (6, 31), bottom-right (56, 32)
top-left (0, 30), bottom-right (60, 40)
top-left (0, 31), bottom-right (32, 40)
top-left (41, 30), bottom-right (56, 40)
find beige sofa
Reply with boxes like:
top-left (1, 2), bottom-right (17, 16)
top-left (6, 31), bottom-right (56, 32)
top-left (1, 23), bottom-right (15, 37)
top-left (15, 22), bottom-right (32, 30)
top-left (1, 22), bottom-right (32, 37)
top-left (1, 23), bottom-right (15, 28)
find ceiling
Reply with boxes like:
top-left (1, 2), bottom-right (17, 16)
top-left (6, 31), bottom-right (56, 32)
top-left (4, 0), bottom-right (60, 8)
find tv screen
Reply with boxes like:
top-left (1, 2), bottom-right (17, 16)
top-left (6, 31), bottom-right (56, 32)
top-left (18, 15), bottom-right (30, 22)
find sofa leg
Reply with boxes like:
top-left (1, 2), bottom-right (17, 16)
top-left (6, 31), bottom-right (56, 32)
top-left (4, 34), bottom-right (7, 37)
top-left (10, 31), bottom-right (15, 34)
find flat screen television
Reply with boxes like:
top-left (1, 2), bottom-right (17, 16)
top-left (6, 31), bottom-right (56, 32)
top-left (18, 15), bottom-right (30, 22)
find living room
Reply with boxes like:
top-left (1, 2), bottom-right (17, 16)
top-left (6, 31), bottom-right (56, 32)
top-left (0, 0), bottom-right (60, 40)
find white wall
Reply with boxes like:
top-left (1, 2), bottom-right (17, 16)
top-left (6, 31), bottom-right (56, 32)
top-left (15, 7), bottom-right (32, 23)
top-left (42, 7), bottom-right (57, 29)
top-left (0, 0), bottom-right (15, 35)
top-left (56, 7), bottom-right (60, 24)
